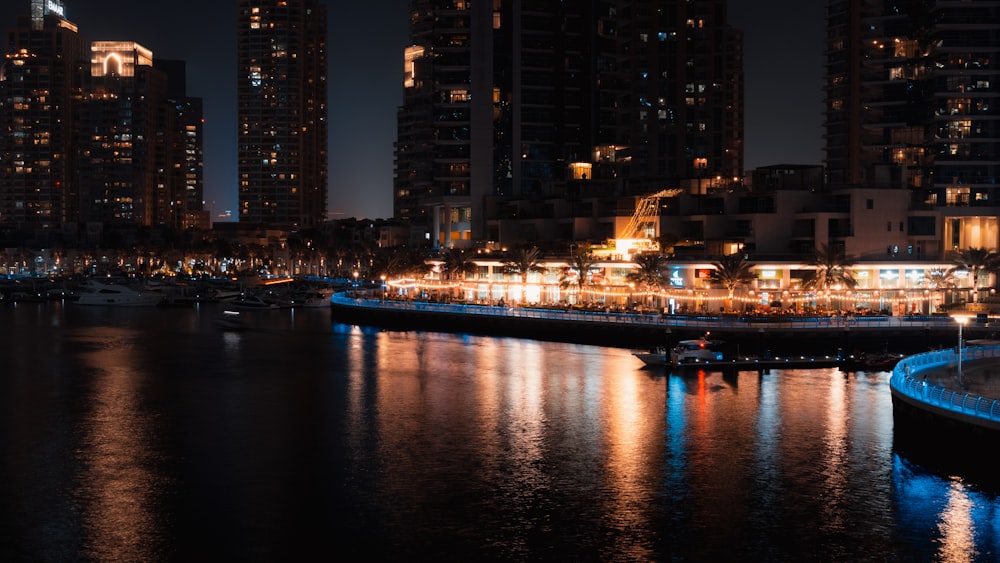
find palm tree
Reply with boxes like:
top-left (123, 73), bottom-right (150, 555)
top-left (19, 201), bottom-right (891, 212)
top-left (504, 245), bottom-right (545, 303)
top-left (626, 253), bottom-right (666, 309)
top-left (626, 253), bottom-right (664, 288)
top-left (804, 243), bottom-right (857, 290)
top-left (441, 247), bottom-right (477, 282)
top-left (947, 247), bottom-right (1000, 303)
top-left (710, 253), bottom-right (757, 312)
top-left (559, 247), bottom-right (598, 304)
top-left (804, 243), bottom-right (856, 312)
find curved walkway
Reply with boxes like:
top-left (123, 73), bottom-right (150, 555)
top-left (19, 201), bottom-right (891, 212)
top-left (891, 346), bottom-right (1000, 432)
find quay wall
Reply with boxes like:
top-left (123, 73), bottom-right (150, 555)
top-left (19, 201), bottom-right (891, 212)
top-left (330, 293), bottom-right (990, 356)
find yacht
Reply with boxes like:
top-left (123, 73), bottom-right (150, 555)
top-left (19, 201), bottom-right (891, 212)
top-left (75, 280), bottom-right (165, 307)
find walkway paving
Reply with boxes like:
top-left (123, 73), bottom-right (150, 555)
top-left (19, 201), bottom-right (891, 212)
top-left (923, 357), bottom-right (1000, 400)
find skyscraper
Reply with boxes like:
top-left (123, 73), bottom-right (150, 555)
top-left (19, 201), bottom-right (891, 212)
top-left (0, 0), bottom-right (88, 232)
top-left (1, 0), bottom-right (206, 237)
top-left (79, 41), bottom-right (168, 226)
top-left (824, 0), bottom-right (1000, 254)
top-left (237, 0), bottom-right (328, 228)
top-left (393, 0), bottom-right (743, 248)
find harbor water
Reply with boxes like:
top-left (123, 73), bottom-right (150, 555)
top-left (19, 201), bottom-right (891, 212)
top-left (1, 302), bottom-right (998, 561)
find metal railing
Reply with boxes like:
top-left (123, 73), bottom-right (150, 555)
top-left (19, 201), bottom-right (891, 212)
top-left (891, 345), bottom-right (1000, 424)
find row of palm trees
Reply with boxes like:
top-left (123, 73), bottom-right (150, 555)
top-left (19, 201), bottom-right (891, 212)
top-left (8, 230), bottom-right (999, 310)
top-left (419, 243), bottom-right (1000, 312)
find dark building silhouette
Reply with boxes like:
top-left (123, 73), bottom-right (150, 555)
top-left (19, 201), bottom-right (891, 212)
top-left (237, 0), bottom-right (328, 229)
top-left (393, 0), bottom-right (744, 248)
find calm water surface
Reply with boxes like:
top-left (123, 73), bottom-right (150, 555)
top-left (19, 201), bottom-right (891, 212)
top-left (1, 302), bottom-right (998, 561)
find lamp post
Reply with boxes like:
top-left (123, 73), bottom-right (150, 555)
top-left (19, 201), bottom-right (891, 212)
top-left (381, 275), bottom-right (387, 303)
top-left (954, 315), bottom-right (971, 386)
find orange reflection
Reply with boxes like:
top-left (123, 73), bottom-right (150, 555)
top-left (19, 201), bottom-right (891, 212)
top-left (72, 327), bottom-right (165, 560)
top-left (937, 482), bottom-right (976, 562)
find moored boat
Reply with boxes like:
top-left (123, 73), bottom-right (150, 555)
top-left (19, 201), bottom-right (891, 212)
top-left (74, 280), bottom-right (165, 307)
top-left (216, 310), bottom-right (246, 330)
top-left (633, 334), bottom-right (726, 367)
top-left (670, 335), bottom-right (725, 365)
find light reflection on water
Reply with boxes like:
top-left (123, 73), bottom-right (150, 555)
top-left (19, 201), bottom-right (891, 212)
top-left (70, 327), bottom-right (168, 561)
top-left (0, 303), bottom-right (998, 560)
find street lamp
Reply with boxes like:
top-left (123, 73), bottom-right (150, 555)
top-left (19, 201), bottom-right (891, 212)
top-left (953, 314), bottom-right (972, 386)
top-left (381, 274), bottom-right (387, 302)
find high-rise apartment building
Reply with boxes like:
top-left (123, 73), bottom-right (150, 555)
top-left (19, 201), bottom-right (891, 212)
top-left (0, 0), bottom-right (88, 231)
top-left (824, 0), bottom-right (1000, 254)
top-left (393, 0), bottom-right (743, 248)
top-left (237, 0), bottom-right (328, 228)
top-left (79, 41), bottom-right (167, 226)
top-left (1, 0), bottom-right (205, 236)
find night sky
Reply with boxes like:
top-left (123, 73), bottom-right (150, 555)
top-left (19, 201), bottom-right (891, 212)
top-left (0, 1), bottom-right (823, 222)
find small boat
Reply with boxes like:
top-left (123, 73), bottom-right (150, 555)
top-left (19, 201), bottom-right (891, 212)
top-left (290, 288), bottom-right (333, 308)
top-left (632, 347), bottom-right (671, 367)
top-left (222, 295), bottom-right (280, 310)
top-left (670, 336), bottom-right (726, 365)
top-left (847, 351), bottom-right (904, 372)
top-left (74, 280), bottom-right (165, 307)
top-left (633, 333), bottom-right (725, 367)
top-left (216, 310), bottom-right (246, 331)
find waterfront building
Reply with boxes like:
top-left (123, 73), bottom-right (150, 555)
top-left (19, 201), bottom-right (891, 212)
top-left (824, 0), bottom-right (1000, 254)
top-left (237, 0), bottom-right (328, 229)
top-left (394, 1), bottom-right (743, 249)
top-left (398, 252), bottom-right (964, 317)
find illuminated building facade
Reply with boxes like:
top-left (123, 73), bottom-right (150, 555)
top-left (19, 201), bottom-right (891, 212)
top-left (1, 0), bottom-right (204, 235)
top-left (824, 0), bottom-right (1000, 256)
top-left (0, 0), bottom-right (87, 231)
top-left (237, 0), bottom-right (328, 228)
top-left (79, 41), bottom-right (162, 225)
top-left (394, 1), bottom-right (743, 248)
top-left (78, 43), bottom-right (205, 228)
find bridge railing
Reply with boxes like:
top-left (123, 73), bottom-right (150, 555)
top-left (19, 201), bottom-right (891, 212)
top-left (891, 345), bottom-right (1000, 424)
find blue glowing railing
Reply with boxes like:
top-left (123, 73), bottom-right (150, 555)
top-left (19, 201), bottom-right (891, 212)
top-left (891, 345), bottom-right (1000, 424)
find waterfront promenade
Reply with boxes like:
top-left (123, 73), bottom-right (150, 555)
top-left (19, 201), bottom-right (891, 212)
top-left (330, 291), bottom-right (996, 356)
top-left (892, 346), bottom-right (1000, 434)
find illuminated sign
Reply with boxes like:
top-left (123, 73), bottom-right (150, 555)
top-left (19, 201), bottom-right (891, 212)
top-left (695, 268), bottom-right (712, 279)
top-left (669, 269), bottom-right (684, 287)
top-left (905, 269), bottom-right (924, 282)
top-left (45, 0), bottom-right (65, 17)
top-left (856, 270), bottom-right (870, 278)
top-left (758, 269), bottom-right (779, 279)
top-left (879, 269), bottom-right (899, 281)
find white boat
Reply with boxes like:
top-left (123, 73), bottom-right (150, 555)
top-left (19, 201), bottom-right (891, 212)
top-left (670, 336), bottom-right (725, 365)
top-left (216, 310), bottom-right (246, 330)
top-left (75, 280), bottom-right (165, 307)
top-left (633, 334), bottom-right (725, 367)
top-left (223, 295), bottom-right (279, 310)
top-left (632, 347), bottom-right (671, 367)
